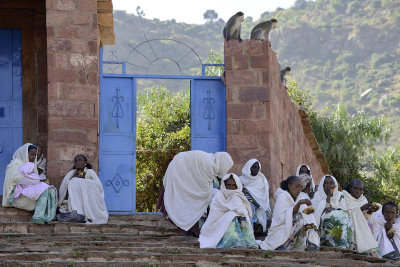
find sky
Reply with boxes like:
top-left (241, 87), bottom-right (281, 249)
top-left (112, 0), bottom-right (297, 24)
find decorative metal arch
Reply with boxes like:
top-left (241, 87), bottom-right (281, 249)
top-left (103, 35), bottom-right (204, 75)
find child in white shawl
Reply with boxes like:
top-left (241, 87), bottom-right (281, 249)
top-left (343, 179), bottom-right (380, 257)
top-left (258, 176), bottom-right (319, 251)
top-left (239, 159), bottom-right (271, 234)
top-left (296, 164), bottom-right (316, 199)
top-left (58, 154), bottom-right (108, 224)
top-left (312, 175), bottom-right (353, 249)
top-left (199, 173), bottom-right (257, 248)
top-left (373, 202), bottom-right (400, 260)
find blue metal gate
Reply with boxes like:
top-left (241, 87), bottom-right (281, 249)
top-left (0, 29), bottom-right (22, 193)
top-left (99, 48), bottom-right (226, 213)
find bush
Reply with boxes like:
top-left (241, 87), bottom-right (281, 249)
top-left (136, 86), bottom-right (190, 212)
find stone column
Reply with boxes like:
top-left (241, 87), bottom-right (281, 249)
top-left (46, 0), bottom-right (99, 187)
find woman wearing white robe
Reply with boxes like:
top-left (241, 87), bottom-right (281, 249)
top-left (343, 179), bottom-right (380, 256)
top-left (373, 202), bottom-right (400, 260)
top-left (2, 143), bottom-right (57, 224)
top-left (296, 164), bottom-right (316, 199)
top-left (157, 150), bottom-right (233, 234)
top-left (312, 175), bottom-right (353, 249)
top-left (239, 159), bottom-right (271, 233)
top-left (58, 154), bottom-right (108, 224)
top-left (258, 176), bottom-right (319, 251)
top-left (199, 173), bottom-right (257, 248)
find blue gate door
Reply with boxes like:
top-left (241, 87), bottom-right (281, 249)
top-left (0, 29), bottom-right (22, 193)
top-left (191, 78), bottom-right (226, 153)
top-left (99, 76), bottom-right (136, 212)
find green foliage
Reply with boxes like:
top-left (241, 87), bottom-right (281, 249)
top-left (136, 87), bottom-right (190, 212)
top-left (286, 77), bottom-right (317, 119)
top-left (204, 50), bottom-right (224, 76)
top-left (364, 145), bottom-right (400, 203)
top-left (310, 105), bottom-right (391, 188)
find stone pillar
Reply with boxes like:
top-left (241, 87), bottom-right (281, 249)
top-left (46, 0), bottom-right (99, 188)
top-left (225, 40), bottom-right (324, 195)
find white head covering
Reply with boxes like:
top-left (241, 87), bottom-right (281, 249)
top-left (239, 159), bottom-right (270, 212)
top-left (199, 173), bottom-right (252, 248)
top-left (163, 150), bottom-right (234, 231)
top-left (296, 164), bottom-right (315, 192)
top-left (2, 143), bottom-right (38, 207)
top-left (311, 175), bottom-right (346, 227)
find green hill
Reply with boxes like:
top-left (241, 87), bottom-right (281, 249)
top-left (106, 0), bottom-right (400, 144)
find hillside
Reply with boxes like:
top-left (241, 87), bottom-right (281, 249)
top-left (105, 0), bottom-right (400, 144)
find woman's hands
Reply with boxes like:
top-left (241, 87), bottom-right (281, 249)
top-left (360, 203), bottom-right (380, 214)
top-left (385, 221), bottom-right (394, 239)
top-left (293, 199), bottom-right (312, 214)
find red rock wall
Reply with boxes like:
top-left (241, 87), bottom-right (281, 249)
top-left (46, 0), bottom-right (99, 188)
top-left (225, 40), bottom-right (325, 196)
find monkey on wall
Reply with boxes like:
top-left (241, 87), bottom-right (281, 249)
top-left (250, 19), bottom-right (278, 43)
top-left (223, 12), bottom-right (244, 42)
top-left (280, 67), bottom-right (291, 88)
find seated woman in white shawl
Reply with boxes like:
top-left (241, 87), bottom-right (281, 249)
top-left (2, 143), bottom-right (57, 224)
top-left (373, 202), bottom-right (400, 260)
top-left (156, 151), bottom-right (233, 236)
top-left (296, 164), bottom-right (316, 199)
top-left (239, 159), bottom-right (271, 234)
top-left (343, 179), bottom-right (380, 257)
top-left (58, 154), bottom-right (108, 224)
top-left (199, 173), bottom-right (258, 248)
top-left (259, 176), bottom-right (319, 251)
top-left (312, 175), bottom-right (353, 249)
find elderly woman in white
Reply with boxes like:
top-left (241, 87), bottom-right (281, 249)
top-left (58, 154), bottom-right (108, 224)
top-left (239, 159), bottom-right (271, 234)
top-left (156, 150), bottom-right (234, 236)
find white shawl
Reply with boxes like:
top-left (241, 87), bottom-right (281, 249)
top-left (59, 168), bottom-right (108, 224)
top-left (239, 159), bottom-right (270, 232)
top-left (296, 164), bottom-right (315, 192)
top-left (373, 211), bottom-right (400, 256)
top-left (259, 188), bottom-right (318, 250)
top-left (342, 190), bottom-right (378, 253)
top-left (311, 175), bottom-right (346, 227)
top-left (37, 155), bottom-right (47, 179)
top-left (163, 150), bottom-right (233, 231)
top-left (2, 143), bottom-right (38, 209)
top-left (199, 173), bottom-right (252, 248)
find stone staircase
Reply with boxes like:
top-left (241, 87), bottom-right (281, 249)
top-left (0, 206), bottom-right (398, 266)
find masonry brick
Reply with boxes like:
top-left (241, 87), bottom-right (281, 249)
top-left (77, 26), bottom-right (98, 40)
top-left (227, 134), bottom-right (258, 149)
top-left (48, 69), bottom-right (76, 83)
top-left (46, 11), bottom-right (69, 25)
top-left (47, 39), bottom-right (71, 52)
top-left (64, 85), bottom-right (97, 101)
top-left (227, 103), bottom-right (253, 119)
top-left (48, 129), bottom-right (88, 145)
top-left (54, 53), bottom-right (68, 69)
top-left (224, 40), bottom-right (243, 56)
top-left (78, 0), bottom-right (97, 11)
top-left (226, 70), bottom-right (256, 86)
top-left (53, 0), bottom-right (76, 11)
top-left (64, 117), bottom-right (98, 129)
top-left (239, 86), bottom-right (269, 102)
top-left (250, 55), bottom-right (269, 69)
top-left (71, 12), bottom-right (91, 25)
top-left (232, 55), bottom-right (249, 70)
top-left (56, 26), bottom-right (78, 39)
top-left (48, 100), bottom-right (93, 117)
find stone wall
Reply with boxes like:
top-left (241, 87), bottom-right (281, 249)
top-left (225, 40), bottom-right (326, 196)
top-left (46, 0), bottom-right (99, 188)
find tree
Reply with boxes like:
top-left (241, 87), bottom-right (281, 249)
top-left (136, 87), bottom-right (190, 212)
top-left (136, 6), bottom-right (145, 17)
top-left (203, 10), bottom-right (218, 23)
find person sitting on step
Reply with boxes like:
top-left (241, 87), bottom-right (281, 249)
top-left (199, 173), bottom-right (258, 248)
top-left (239, 159), bottom-right (271, 235)
top-left (58, 154), bottom-right (108, 224)
top-left (258, 176), bottom-right (319, 251)
top-left (296, 164), bottom-right (316, 199)
top-left (2, 143), bottom-right (57, 224)
top-left (343, 179), bottom-right (381, 257)
top-left (373, 201), bottom-right (400, 260)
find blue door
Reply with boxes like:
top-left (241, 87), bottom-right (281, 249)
top-left (0, 29), bottom-right (22, 193)
top-left (191, 79), bottom-right (226, 153)
top-left (99, 76), bottom-right (136, 212)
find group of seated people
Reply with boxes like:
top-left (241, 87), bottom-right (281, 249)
top-left (158, 150), bottom-right (400, 260)
top-left (2, 143), bottom-right (108, 224)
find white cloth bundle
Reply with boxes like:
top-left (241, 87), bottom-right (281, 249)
top-left (311, 175), bottom-right (346, 227)
top-left (239, 159), bottom-right (270, 232)
top-left (342, 190), bottom-right (378, 253)
top-left (259, 188), bottom-right (319, 250)
top-left (2, 143), bottom-right (38, 210)
top-left (163, 150), bottom-right (233, 231)
top-left (199, 173), bottom-right (252, 248)
top-left (59, 168), bottom-right (108, 224)
top-left (373, 211), bottom-right (400, 256)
